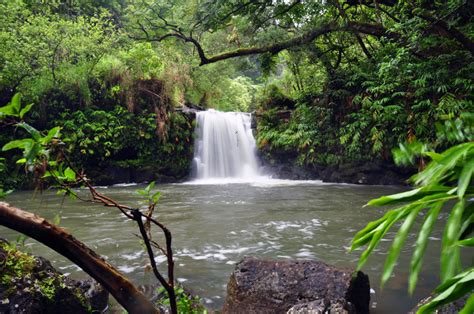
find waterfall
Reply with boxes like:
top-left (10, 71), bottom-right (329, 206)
top-left (192, 109), bottom-right (261, 181)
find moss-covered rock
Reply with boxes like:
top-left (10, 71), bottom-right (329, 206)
top-left (0, 239), bottom-right (108, 313)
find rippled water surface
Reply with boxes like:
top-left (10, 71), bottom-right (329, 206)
top-left (1, 181), bottom-right (451, 313)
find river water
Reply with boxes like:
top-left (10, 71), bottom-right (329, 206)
top-left (1, 180), bottom-right (448, 313)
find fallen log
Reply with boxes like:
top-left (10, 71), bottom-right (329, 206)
top-left (0, 202), bottom-right (159, 314)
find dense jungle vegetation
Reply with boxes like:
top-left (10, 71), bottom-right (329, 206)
top-left (0, 0), bottom-right (473, 313)
top-left (1, 0), bottom-right (473, 187)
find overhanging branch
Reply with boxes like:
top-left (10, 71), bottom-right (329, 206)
top-left (133, 21), bottom-right (398, 65)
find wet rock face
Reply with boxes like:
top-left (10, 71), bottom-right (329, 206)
top-left (318, 162), bottom-right (412, 185)
top-left (222, 257), bottom-right (370, 314)
top-left (0, 240), bottom-right (108, 313)
top-left (261, 158), bottom-right (413, 185)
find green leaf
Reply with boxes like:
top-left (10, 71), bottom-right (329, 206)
top-left (17, 122), bottom-right (41, 141)
top-left (42, 171), bottom-right (53, 178)
top-left (356, 205), bottom-right (412, 271)
top-left (351, 215), bottom-right (391, 249)
top-left (0, 104), bottom-right (18, 117)
top-left (53, 213), bottom-right (61, 225)
top-left (41, 126), bottom-right (61, 144)
top-left (458, 160), bottom-right (473, 199)
top-left (367, 186), bottom-right (452, 207)
top-left (441, 200), bottom-right (465, 283)
top-left (10, 93), bottom-right (21, 112)
top-left (381, 205), bottom-right (423, 287)
top-left (19, 103), bottom-right (34, 119)
top-left (367, 188), bottom-right (423, 206)
top-left (152, 191), bottom-right (161, 203)
top-left (409, 202), bottom-right (443, 294)
top-left (64, 167), bottom-right (76, 181)
top-left (2, 139), bottom-right (33, 151)
top-left (418, 268), bottom-right (474, 313)
top-left (137, 190), bottom-right (148, 196)
top-left (414, 143), bottom-right (472, 186)
top-left (456, 237), bottom-right (474, 247)
top-left (145, 181), bottom-right (156, 194)
top-left (16, 158), bottom-right (27, 164)
top-left (24, 142), bottom-right (41, 164)
top-left (0, 189), bottom-right (13, 199)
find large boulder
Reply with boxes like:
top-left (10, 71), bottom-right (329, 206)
top-left (0, 239), bottom-right (108, 313)
top-left (222, 257), bottom-right (370, 314)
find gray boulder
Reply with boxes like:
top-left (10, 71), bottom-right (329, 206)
top-left (222, 257), bottom-right (370, 313)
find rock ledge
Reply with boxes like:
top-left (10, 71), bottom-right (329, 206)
top-left (222, 257), bottom-right (370, 314)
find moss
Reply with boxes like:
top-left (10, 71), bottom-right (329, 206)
top-left (1, 242), bottom-right (36, 292)
top-left (73, 288), bottom-right (91, 311)
top-left (0, 242), bottom-right (92, 313)
top-left (37, 277), bottom-right (57, 300)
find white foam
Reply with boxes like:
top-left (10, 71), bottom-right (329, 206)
top-left (112, 182), bottom-right (138, 187)
top-left (183, 177), bottom-right (325, 186)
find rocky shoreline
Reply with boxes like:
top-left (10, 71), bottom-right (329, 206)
top-left (261, 159), bottom-right (414, 186)
top-left (2, 243), bottom-right (466, 313)
top-left (0, 239), bottom-right (108, 313)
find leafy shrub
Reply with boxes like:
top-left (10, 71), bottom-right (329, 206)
top-left (351, 125), bottom-right (473, 312)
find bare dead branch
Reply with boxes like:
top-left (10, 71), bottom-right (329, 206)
top-left (132, 209), bottom-right (177, 314)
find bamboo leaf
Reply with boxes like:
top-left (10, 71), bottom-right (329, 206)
top-left (409, 202), bottom-right (443, 294)
top-left (456, 237), bottom-right (474, 247)
top-left (414, 143), bottom-right (472, 186)
top-left (441, 200), bottom-right (465, 283)
top-left (435, 267), bottom-right (474, 293)
top-left (356, 206), bottom-right (411, 271)
top-left (367, 186), bottom-right (451, 207)
top-left (351, 214), bottom-right (390, 249)
top-left (458, 160), bottom-right (473, 198)
top-left (367, 188), bottom-right (422, 206)
top-left (381, 205), bottom-right (423, 287)
top-left (418, 268), bottom-right (474, 313)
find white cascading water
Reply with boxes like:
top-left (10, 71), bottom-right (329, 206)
top-left (192, 110), bottom-right (261, 181)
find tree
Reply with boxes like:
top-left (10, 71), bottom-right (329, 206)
top-left (126, 1), bottom-right (473, 65)
top-left (0, 94), bottom-right (178, 313)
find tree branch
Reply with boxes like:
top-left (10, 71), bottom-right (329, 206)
top-left (199, 21), bottom-right (395, 65)
top-left (417, 13), bottom-right (474, 54)
top-left (132, 209), bottom-right (177, 314)
top-left (133, 17), bottom-right (399, 66)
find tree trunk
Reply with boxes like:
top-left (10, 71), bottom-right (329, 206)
top-left (0, 202), bottom-right (159, 314)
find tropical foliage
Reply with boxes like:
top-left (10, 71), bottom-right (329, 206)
top-left (0, 0), bottom-right (473, 312)
top-left (351, 117), bottom-right (473, 312)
